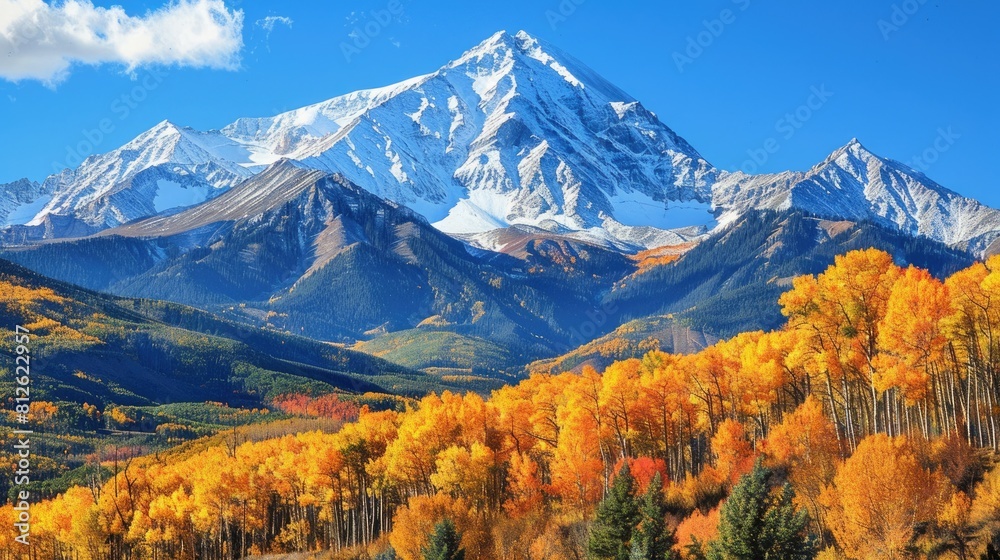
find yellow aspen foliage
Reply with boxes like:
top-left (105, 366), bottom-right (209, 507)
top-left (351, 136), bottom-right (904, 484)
top-left (710, 418), bottom-right (754, 486)
top-left (934, 491), bottom-right (977, 559)
top-left (780, 247), bottom-right (901, 385)
top-left (822, 434), bottom-right (951, 559)
top-left (389, 493), bottom-right (474, 560)
top-left (548, 371), bottom-right (606, 510)
top-left (674, 506), bottom-right (721, 559)
top-left (600, 358), bottom-right (643, 456)
top-left (431, 442), bottom-right (495, 507)
top-left (874, 266), bottom-right (949, 402)
top-left (971, 463), bottom-right (1000, 550)
top-left (19, 248), bottom-right (1000, 560)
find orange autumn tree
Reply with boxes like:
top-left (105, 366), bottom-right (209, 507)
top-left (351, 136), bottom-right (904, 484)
top-left (635, 351), bottom-right (698, 479)
top-left (971, 462), bottom-right (1000, 557)
top-left (822, 434), bottom-right (951, 559)
top-left (600, 358), bottom-right (644, 458)
top-left (764, 396), bottom-right (841, 540)
top-left (674, 506), bottom-right (721, 559)
top-left (19, 248), bottom-right (1000, 560)
top-left (875, 265), bottom-right (950, 436)
top-left (271, 393), bottom-right (361, 421)
top-left (703, 418), bottom-right (755, 491)
top-left (549, 371), bottom-right (607, 510)
top-left (389, 493), bottom-right (478, 560)
top-left (943, 256), bottom-right (1000, 448)
top-left (780, 248), bottom-right (902, 446)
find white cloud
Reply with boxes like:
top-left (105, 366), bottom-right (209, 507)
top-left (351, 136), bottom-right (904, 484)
top-left (256, 15), bottom-right (292, 34)
top-left (253, 15), bottom-right (291, 52)
top-left (0, 0), bottom-right (244, 85)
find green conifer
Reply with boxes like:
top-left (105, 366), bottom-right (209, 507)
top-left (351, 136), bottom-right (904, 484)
top-left (708, 460), bottom-right (814, 560)
top-left (589, 462), bottom-right (642, 560)
top-left (630, 472), bottom-right (677, 560)
top-left (423, 519), bottom-right (465, 560)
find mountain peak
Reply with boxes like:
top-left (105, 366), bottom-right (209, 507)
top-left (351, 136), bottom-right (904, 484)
top-left (451, 30), bottom-right (518, 63)
top-left (150, 119), bottom-right (182, 133)
top-left (816, 137), bottom-right (880, 170)
top-left (126, 119), bottom-right (187, 148)
top-left (445, 29), bottom-right (634, 105)
top-left (24, 31), bottom-right (996, 256)
top-left (847, 137), bottom-right (878, 155)
top-left (837, 137), bottom-right (868, 154)
top-left (461, 29), bottom-right (536, 56)
top-left (513, 30), bottom-right (535, 41)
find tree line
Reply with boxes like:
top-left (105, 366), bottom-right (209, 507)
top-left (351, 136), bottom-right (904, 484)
top-left (5, 248), bottom-right (1000, 559)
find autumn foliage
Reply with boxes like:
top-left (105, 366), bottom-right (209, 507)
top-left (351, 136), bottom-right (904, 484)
top-left (822, 434), bottom-right (949, 559)
top-left (271, 393), bottom-right (361, 421)
top-left (8, 249), bottom-right (1000, 559)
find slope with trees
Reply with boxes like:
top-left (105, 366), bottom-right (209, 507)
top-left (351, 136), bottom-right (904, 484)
top-left (8, 248), bottom-right (1000, 560)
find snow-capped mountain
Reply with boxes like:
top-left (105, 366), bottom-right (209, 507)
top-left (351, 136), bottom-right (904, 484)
top-left (217, 30), bottom-right (719, 247)
top-left (5, 30), bottom-right (999, 254)
top-left (0, 179), bottom-right (51, 228)
top-left (29, 121), bottom-right (253, 235)
top-left (712, 139), bottom-right (1000, 254)
top-left (17, 30), bottom-right (718, 247)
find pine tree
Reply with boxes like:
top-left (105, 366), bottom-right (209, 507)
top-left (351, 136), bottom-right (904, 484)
top-left (630, 472), bottom-right (677, 560)
top-left (589, 462), bottom-right (642, 560)
top-left (709, 460), bottom-right (814, 560)
top-left (423, 519), bottom-right (465, 560)
top-left (763, 483), bottom-right (813, 560)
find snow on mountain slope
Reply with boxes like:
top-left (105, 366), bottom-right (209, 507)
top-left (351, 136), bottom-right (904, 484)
top-left (272, 30), bottom-right (718, 246)
top-left (107, 160), bottom-right (331, 238)
top-left (17, 30), bottom-right (716, 248)
top-left (29, 121), bottom-right (253, 233)
top-left (0, 179), bottom-right (51, 227)
top-left (712, 139), bottom-right (1000, 253)
top-left (6, 30), bottom-right (999, 254)
top-left (220, 74), bottom-right (433, 164)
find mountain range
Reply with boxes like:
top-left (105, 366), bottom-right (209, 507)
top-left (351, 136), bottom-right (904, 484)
top-left (7, 29), bottom-right (998, 254)
top-left (0, 29), bottom-right (992, 377)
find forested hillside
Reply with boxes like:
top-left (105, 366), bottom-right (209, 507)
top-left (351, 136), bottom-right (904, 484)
top-left (0, 258), bottom-right (461, 406)
top-left (4, 207), bottom-right (977, 382)
top-left (607, 211), bottom-right (974, 338)
top-left (10, 248), bottom-right (1000, 560)
top-left (0, 257), bottom-right (475, 510)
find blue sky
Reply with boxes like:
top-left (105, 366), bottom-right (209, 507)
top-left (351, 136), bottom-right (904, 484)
top-left (1, 1), bottom-right (997, 204)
